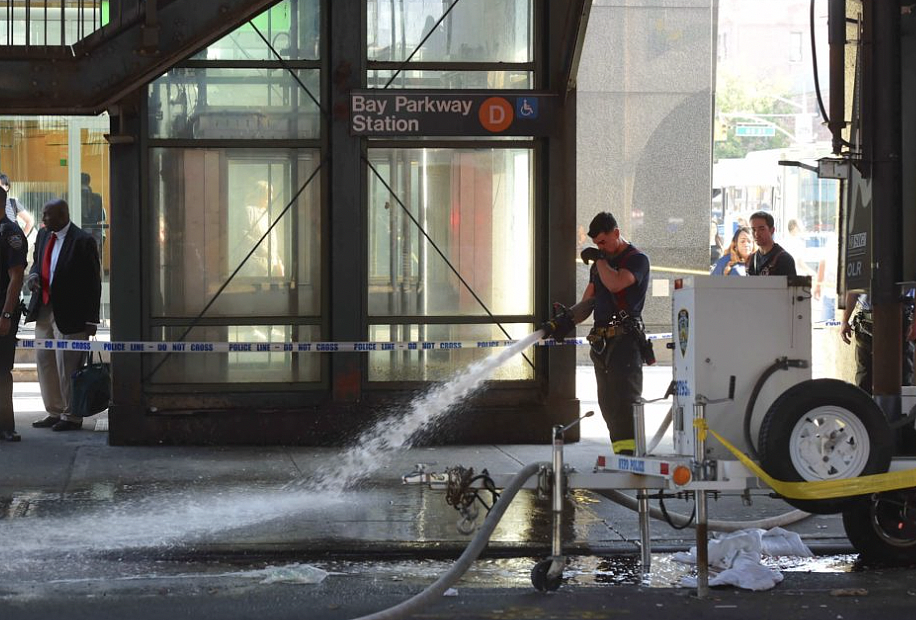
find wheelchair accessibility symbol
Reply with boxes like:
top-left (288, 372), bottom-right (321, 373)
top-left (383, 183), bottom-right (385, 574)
top-left (516, 97), bottom-right (538, 120)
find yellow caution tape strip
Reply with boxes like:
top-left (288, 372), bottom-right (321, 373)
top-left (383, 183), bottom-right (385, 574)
top-left (708, 426), bottom-right (916, 500)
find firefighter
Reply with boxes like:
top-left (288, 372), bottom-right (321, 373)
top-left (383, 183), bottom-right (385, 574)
top-left (541, 212), bottom-right (651, 454)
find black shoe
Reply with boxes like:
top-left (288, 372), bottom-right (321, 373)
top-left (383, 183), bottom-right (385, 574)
top-left (51, 420), bottom-right (82, 432)
top-left (32, 416), bottom-right (61, 428)
top-left (0, 430), bottom-right (21, 442)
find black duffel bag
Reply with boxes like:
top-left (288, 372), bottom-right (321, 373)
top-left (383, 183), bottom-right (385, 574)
top-left (70, 351), bottom-right (111, 418)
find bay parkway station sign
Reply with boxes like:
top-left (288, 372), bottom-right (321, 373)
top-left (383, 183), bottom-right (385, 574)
top-left (349, 90), bottom-right (555, 137)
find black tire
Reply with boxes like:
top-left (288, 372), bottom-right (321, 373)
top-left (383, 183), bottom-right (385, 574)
top-left (758, 379), bottom-right (893, 514)
top-left (842, 490), bottom-right (916, 565)
top-left (530, 559), bottom-right (562, 592)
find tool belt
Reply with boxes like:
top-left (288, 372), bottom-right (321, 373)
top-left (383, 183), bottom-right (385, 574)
top-left (588, 324), bottom-right (626, 340)
top-left (852, 311), bottom-right (873, 339)
top-left (589, 313), bottom-right (655, 364)
top-left (852, 306), bottom-right (914, 340)
top-left (588, 313), bottom-right (633, 345)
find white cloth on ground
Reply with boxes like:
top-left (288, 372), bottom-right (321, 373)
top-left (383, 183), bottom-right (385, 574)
top-left (674, 527), bottom-right (812, 591)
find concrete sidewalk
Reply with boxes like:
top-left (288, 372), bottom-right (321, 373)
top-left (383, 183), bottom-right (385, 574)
top-left (0, 376), bottom-right (854, 557)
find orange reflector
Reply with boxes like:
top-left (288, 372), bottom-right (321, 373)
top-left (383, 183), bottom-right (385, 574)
top-left (673, 465), bottom-right (692, 486)
top-left (674, 278), bottom-right (683, 289)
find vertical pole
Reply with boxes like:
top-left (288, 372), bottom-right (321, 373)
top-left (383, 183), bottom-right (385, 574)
top-left (828, 0), bottom-right (847, 154)
top-left (693, 399), bottom-right (709, 599)
top-left (869, 0), bottom-right (903, 404)
top-left (329, 0), bottom-right (365, 402)
top-left (634, 399), bottom-right (651, 570)
top-left (551, 424), bottom-right (564, 561)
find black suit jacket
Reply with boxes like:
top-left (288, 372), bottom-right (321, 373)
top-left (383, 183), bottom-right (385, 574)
top-left (26, 223), bottom-right (102, 334)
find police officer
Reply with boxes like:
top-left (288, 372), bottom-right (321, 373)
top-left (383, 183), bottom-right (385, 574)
top-left (542, 212), bottom-right (651, 454)
top-left (841, 291), bottom-right (915, 393)
top-left (0, 184), bottom-right (27, 442)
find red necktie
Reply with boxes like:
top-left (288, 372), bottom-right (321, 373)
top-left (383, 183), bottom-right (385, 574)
top-left (41, 232), bottom-right (56, 305)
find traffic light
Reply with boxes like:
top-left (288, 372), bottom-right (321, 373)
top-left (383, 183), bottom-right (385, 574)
top-left (714, 117), bottom-right (729, 141)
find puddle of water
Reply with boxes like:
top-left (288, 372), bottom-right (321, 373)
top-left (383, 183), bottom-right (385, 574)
top-left (565, 554), bottom-right (691, 588)
top-left (767, 554), bottom-right (857, 573)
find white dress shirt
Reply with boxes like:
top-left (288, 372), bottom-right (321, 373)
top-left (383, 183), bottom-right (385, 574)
top-left (48, 222), bottom-right (70, 287)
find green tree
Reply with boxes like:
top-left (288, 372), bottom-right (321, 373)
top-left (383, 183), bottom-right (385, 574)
top-left (714, 73), bottom-right (796, 161)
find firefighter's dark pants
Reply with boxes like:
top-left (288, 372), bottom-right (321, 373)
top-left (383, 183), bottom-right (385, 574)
top-left (589, 332), bottom-right (642, 451)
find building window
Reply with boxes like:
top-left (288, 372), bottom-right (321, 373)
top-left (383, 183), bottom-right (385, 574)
top-left (717, 31), bottom-right (729, 61)
top-left (366, 147), bottom-right (535, 381)
top-left (367, 0), bottom-right (534, 89)
top-left (145, 0), bottom-right (322, 386)
top-left (789, 31), bottom-right (803, 63)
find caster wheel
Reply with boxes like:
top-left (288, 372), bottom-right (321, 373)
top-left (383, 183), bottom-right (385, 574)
top-left (530, 558), bottom-right (562, 592)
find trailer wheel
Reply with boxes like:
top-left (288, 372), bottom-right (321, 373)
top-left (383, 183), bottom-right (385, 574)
top-left (842, 490), bottom-right (916, 564)
top-left (530, 559), bottom-right (562, 592)
top-left (758, 379), bottom-right (893, 514)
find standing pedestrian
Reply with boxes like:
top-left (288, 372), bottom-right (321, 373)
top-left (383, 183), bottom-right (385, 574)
top-left (0, 173), bottom-right (35, 237)
top-left (26, 199), bottom-right (101, 432)
top-left (0, 184), bottom-right (27, 442)
top-left (747, 211), bottom-right (797, 276)
top-left (711, 226), bottom-right (754, 276)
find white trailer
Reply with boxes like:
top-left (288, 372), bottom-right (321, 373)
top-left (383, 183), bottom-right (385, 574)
top-left (406, 276), bottom-right (916, 593)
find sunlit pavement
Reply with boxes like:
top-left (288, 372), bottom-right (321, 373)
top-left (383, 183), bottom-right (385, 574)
top-left (1, 370), bottom-right (850, 558)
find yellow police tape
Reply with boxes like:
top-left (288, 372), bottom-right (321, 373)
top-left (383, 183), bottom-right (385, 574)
top-left (694, 418), bottom-right (916, 500)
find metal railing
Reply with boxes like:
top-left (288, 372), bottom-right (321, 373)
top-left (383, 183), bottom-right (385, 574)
top-left (1, 0), bottom-right (145, 49)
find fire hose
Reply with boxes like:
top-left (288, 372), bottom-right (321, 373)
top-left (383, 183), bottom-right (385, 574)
top-left (351, 462), bottom-right (546, 620)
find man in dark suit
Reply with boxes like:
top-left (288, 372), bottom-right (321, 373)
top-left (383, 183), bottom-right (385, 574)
top-left (26, 199), bottom-right (101, 432)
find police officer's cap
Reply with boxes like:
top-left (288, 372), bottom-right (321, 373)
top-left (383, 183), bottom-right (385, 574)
top-left (588, 212), bottom-right (618, 238)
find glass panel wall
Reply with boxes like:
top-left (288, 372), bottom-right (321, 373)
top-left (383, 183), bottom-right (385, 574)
top-left (366, 0), bottom-right (533, 90)
top-left (194, 0), bottom-right (321, 61)
top-left (149, 148), bottom-right (321, 319)
top-left (0, 1), bottom-right (108, 46)
top-left (146, 0), bottom-right (321, 387)
top-left (368, 323), bottom-right (534, 381)
top-left (149, 69), bottom-right (321, 140)
top-left (367, 148), bottom-right (533, 318)
top-left (148, 324), bottom-right (321, 384)
top-left (367, 146), bottom-right (535, 382)
top-left (366, 70), bottom-right (532, 90)
top-left (367, 0), bottom-right (532, 62)
top-left (0, 115), bottom-right (110, 322)
top-left (365, 0), bottom-right (536, 384)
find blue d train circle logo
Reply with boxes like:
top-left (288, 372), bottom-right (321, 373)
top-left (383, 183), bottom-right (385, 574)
top-left (677, 309), bottom-right (689, 357)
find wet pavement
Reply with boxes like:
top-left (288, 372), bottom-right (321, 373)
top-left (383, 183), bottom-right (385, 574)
top-left (2, 371), bottom-right (914, 618)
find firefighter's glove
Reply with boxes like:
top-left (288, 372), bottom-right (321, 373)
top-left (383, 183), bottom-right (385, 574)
top-left (580, 247), bottom-right (605, 265)
top-left (540, 306), bottom-right (576, 342)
